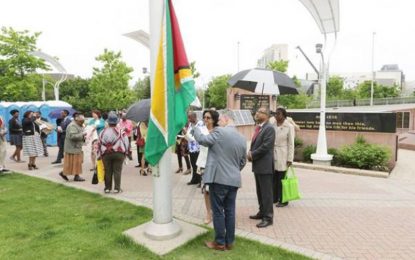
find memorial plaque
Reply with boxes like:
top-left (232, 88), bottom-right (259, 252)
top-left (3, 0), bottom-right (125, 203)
top-left (240, 95), bottom-right (270, 112)
top-left (288, 112), bottom-right (396, 133)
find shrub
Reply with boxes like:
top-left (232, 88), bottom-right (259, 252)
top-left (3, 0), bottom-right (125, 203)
top-left (336, 137), bottom-right (390, 170)
top-left (327, 147), bottom-right (340, 166)
top-left (294, 137), bottom-right (303, 148)
top-left (303, 144), bottom-right (316, 163)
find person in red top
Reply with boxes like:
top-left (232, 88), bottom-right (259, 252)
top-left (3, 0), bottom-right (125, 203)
top-left (117, 113), bottom-right (133, 160)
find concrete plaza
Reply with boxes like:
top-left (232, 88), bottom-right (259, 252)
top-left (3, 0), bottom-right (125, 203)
top-left (5, 144), bottom-right (415, 260)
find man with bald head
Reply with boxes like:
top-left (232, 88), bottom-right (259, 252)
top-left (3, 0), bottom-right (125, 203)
top-left (247, 107), bottom-right (276, 228)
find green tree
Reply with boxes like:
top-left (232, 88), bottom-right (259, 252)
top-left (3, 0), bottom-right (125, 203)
top-left (266, 60), bottom-right (289, 73)
top-left (190, 61), bottom-right (200, 79)
top-left (355, 81), bottom-right (400, 99)
top-left (277, 93), bottom-right (311, 109)
top-left (133, 75), bottom-right (151, 100)
top-left (60, 77), bottom-right (92, 113)
top-left (205, 74), bottom-right (231, 109)
top-left (291, 75), bottom-right (301, 87)
top-left (0, 27), bottom-right (50, 101)
top-left (327, 75), bottom-right (344, 98)
top-left (89, 49), bottom-right (134, 111)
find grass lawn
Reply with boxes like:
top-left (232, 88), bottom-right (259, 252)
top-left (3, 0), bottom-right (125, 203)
top-left (0, 173), bottom-right (310, 260)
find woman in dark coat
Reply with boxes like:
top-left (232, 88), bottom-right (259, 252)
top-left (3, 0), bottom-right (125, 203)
top-left (22, 111), bottom-right (43, 170)
top-left (8, 109), bottom-right (23, 162)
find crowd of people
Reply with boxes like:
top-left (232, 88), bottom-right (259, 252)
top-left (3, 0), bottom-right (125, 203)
top-left (1, 108), bottom-right (141, 194)
top-left (1, 105), bottom-right (298, 252)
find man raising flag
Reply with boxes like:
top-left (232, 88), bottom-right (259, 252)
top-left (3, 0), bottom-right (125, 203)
top-left (145, 0), bottom-right (196, 166)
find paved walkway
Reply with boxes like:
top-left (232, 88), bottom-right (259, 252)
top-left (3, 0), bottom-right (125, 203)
top-left (4, 144), bottom-right (415, 260)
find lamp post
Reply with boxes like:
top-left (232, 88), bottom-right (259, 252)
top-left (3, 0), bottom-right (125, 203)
top-left (370, 32), bottom-right (376, 106)
top-left (30, 51), bottom-right (67, 101)
top-left (299, 0), bottom-right (339, 165)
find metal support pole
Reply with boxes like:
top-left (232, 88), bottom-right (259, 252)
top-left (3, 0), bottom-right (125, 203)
top-left (144, 0), bottom-right (181, 241)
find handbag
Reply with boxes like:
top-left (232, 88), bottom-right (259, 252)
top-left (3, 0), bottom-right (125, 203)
top-left (281, 166), bottom-right (301, 203)
top-left (97, 159), bottom-right (105, 182)
top-left (91, 169), bottom-right (99, 185)
top-left (136, 138), bottom-right (145, 147)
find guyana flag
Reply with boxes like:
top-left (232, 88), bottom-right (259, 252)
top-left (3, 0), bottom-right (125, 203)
top-left (145, 0), bottom-right (196, 166)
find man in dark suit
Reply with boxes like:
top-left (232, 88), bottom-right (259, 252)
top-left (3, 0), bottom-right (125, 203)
top-left (52, 110), bottom-right (71, 164)
top-left (248, 107), bottom-right (276, 228)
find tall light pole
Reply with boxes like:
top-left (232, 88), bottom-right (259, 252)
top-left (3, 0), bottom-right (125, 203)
top-left (370, 32), bottom-right (376, 106)
top-left (299, 0), bottom-right (339, 165)
top-left (237, 41), bottom-right (240, 72)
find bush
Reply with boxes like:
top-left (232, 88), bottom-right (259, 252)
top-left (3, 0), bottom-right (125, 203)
top-left (294, 137), bottom-right (303, 148)
top-left (336, 137), bottom-right (390, 170)
top-left (327, 147), bottom-right (340, 166)
top-left (303, 145), bottom-right (316, 163)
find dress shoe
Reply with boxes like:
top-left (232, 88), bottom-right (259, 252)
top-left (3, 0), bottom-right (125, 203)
top-left (59, 172), bottom-right (69, 181)
top-left (51, 160), bottom-right (61, 164)
top-left (256, 220), bottom-right (273, 228)
top-left (187, 181), bottom-right (198, 185)
top-left (276, 202), bottom-right (289, 207)
top-left (1, 168), bottom-right (10, 173)
top-left (249, 214), bottom-right (262, 220)
top-left (175, 168), bottom-right (183, 174)
top-left (225, 244), bottom-right (234, 250)
top-left (73, 175), bottom-right (85, 182)
top-left (204, 241), bottom-right (225, 251)
top-left (183, 169), bottom-right (191, 175)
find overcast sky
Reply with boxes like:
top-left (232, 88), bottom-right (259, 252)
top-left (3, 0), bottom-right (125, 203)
top-left (1, 0), bottom-right (415, 87)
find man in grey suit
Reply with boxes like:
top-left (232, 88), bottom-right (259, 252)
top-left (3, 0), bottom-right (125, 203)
top-left (247, 107), bottom-right (276, 228)
top-left (193, 110), bottom-right (247, 251)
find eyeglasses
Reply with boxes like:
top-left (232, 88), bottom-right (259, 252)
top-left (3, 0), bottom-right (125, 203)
top-left (203, 116), bottom-right (212, 119)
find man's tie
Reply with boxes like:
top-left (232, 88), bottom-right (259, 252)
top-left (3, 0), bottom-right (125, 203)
top-left (252, 125), bottom-right (261, 142)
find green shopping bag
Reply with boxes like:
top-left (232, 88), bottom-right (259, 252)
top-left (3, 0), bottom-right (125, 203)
top-left (281, 166), bottom-right (301, 203)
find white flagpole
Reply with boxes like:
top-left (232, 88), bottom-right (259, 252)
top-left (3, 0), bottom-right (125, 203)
top-left (144, 0), bottom-right (181, 240)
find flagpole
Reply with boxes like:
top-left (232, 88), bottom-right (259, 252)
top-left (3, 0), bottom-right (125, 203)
top-left (144, 0), bottom-right (181, 240)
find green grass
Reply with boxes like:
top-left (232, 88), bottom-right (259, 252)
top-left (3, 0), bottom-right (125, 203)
top-left (0, 173), bottom-right (310, 260)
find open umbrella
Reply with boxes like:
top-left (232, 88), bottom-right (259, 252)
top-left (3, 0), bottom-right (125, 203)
top-left (228, 68), bottom-right (299, 95)
top-left (126, 99), bottom-right (151, 122)
top-left (48, 107), bottom-right (77, 119)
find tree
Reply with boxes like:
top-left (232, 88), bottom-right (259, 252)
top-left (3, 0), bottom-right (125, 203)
top-left (60, 77), bottom-right (92, 113)
top-left (0, 27), bottom-right (49, 101)
top-left (133, 75), bottom-right (151, 100)
top-left (89, 49), bottom-right (134, 111)
top-left (266, 60), bottom-right (289, 73)
top-left (205, 74), bottom-right (231, 109)
top-left (190, 61), bottom-right (200, 79)
top-left (355, 81), bottom-right (400, 99)
top-left (291, 75), bottom-right (301, 88)
top-left (277, 93), bottom-right (311, 109)
top-left (327, 75), bottom-right (344, 98)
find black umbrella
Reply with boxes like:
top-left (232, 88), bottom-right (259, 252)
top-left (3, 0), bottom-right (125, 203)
top-left (228, 68), bottom-right (299, 95)
top-left (126, 99), bottom-right (150, 122)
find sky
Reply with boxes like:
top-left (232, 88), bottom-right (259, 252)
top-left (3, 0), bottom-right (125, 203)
top-left (1, 0), bottom-right (415, 87)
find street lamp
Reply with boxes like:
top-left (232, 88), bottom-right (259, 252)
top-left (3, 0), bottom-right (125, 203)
top-left (299, 0), bottom-right (339, 165)
top-left (30, 51), bottom-right (67, 101)
top-left (370, 32), bottom-right (376, 106)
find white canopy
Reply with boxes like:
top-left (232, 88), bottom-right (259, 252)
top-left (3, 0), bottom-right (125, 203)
top-left (299, 0), bottom-right (340, 35)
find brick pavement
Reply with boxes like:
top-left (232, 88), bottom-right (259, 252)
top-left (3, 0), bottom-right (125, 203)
top-left (4, 143), bottom-right (415, 260)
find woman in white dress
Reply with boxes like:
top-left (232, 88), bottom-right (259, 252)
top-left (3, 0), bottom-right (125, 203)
top-left (185, 109), bottom-right (219, 224)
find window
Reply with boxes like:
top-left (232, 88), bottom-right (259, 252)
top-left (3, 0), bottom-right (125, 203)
top-left (396, 112), bottom-right (410, 129)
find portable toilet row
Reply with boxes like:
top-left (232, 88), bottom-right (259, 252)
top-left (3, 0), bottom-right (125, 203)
top-left (0, 101), bottom-right (73, 146)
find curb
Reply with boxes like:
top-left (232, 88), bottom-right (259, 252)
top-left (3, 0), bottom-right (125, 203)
top-left (293, 162), bottom-right (389, 178)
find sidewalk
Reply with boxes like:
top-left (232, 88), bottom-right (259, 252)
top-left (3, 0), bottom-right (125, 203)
top-left (5, 143), bottom-right (415, 260)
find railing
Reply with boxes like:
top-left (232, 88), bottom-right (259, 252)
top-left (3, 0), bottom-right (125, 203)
top-left (306, 96), bottom-right (415, 108)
